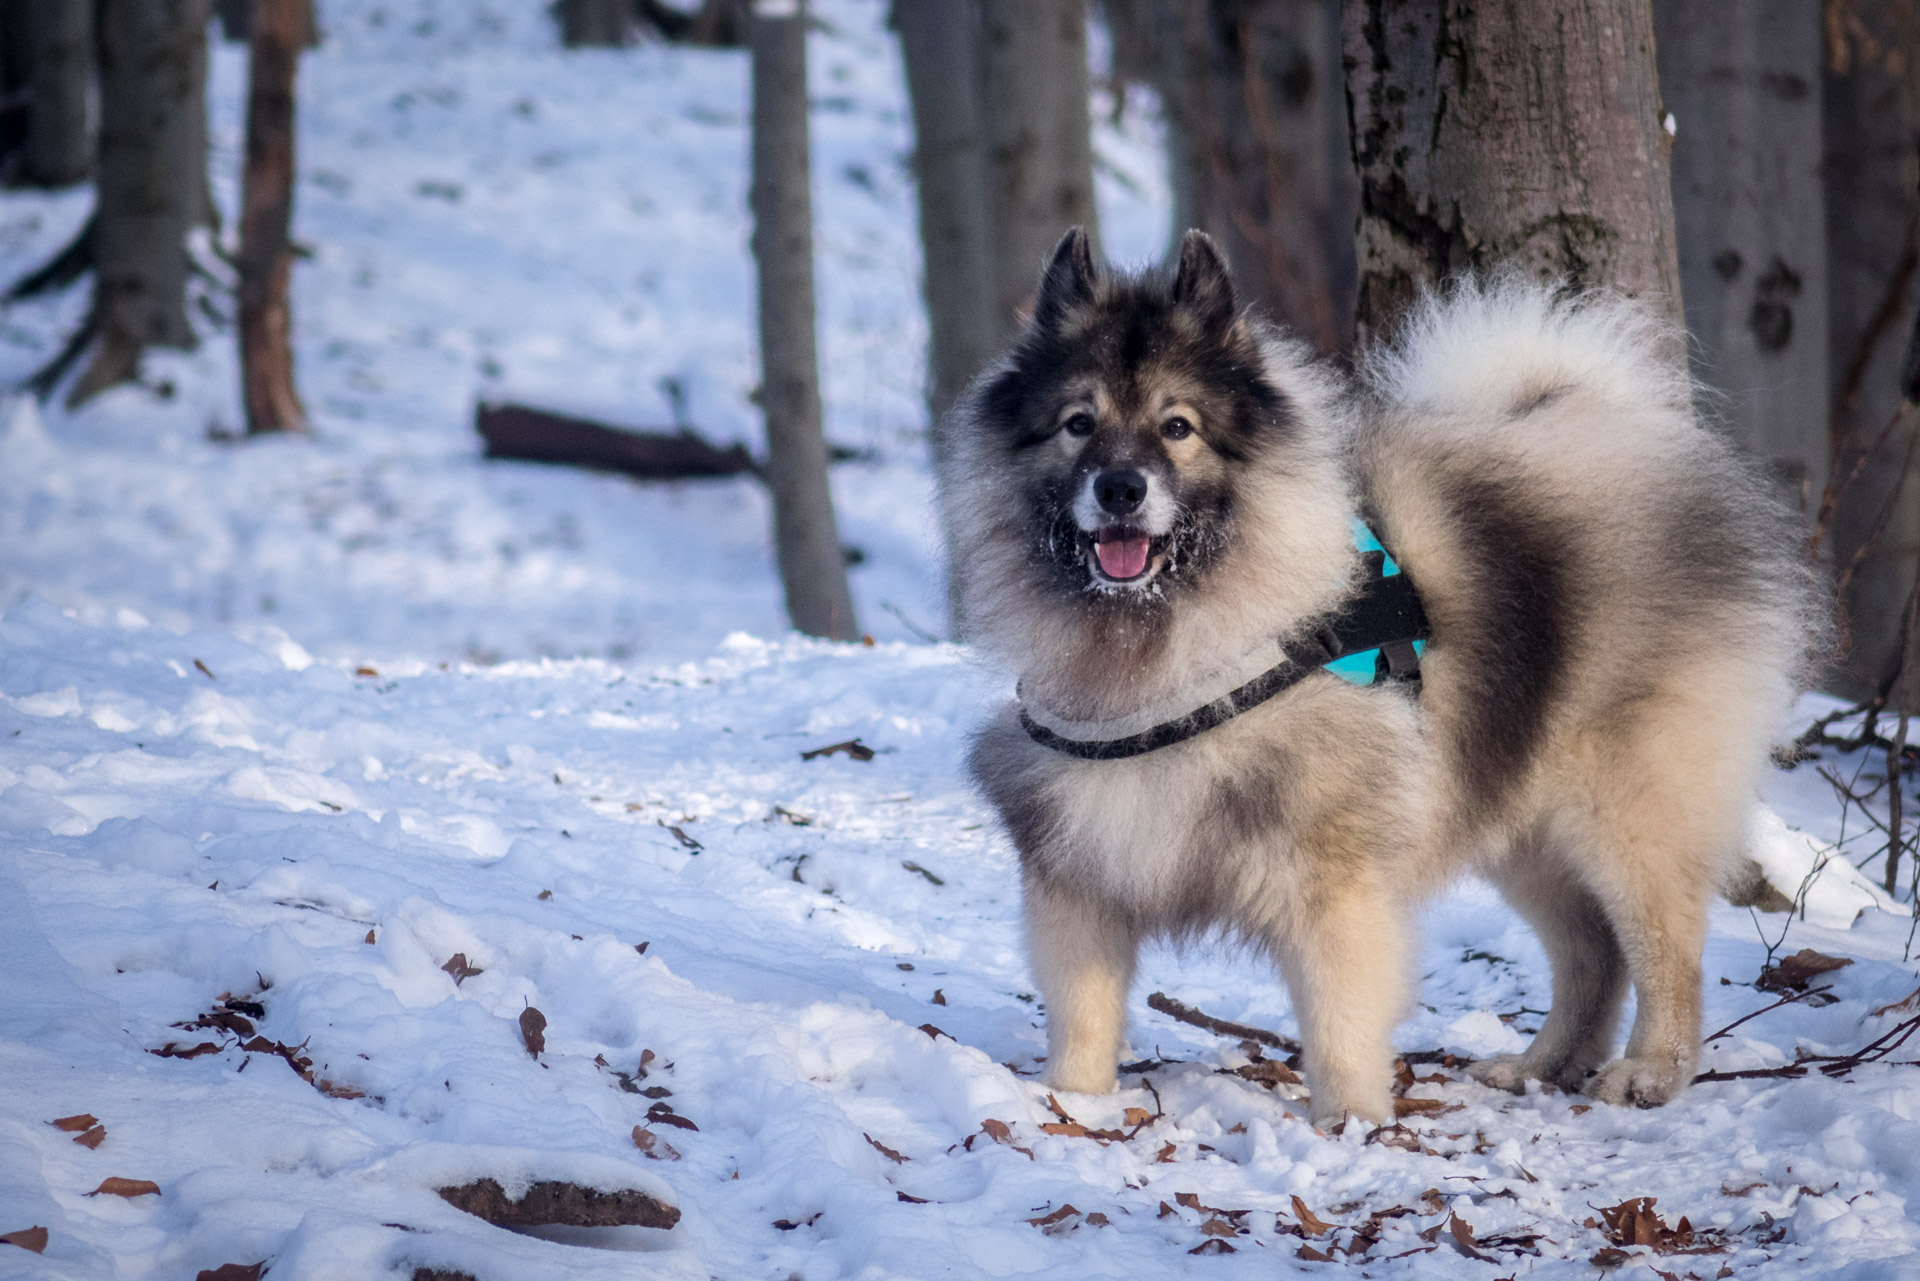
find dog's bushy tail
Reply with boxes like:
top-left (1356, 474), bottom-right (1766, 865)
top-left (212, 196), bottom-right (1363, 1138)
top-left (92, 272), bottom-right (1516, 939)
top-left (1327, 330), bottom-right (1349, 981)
top-left (1355, 274), bottom-right (1693, 425)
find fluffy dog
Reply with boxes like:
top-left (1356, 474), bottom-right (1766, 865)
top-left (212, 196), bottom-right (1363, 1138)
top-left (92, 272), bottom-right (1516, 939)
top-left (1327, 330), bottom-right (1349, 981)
top-left (942, 228), bottom-right (1819, 1125)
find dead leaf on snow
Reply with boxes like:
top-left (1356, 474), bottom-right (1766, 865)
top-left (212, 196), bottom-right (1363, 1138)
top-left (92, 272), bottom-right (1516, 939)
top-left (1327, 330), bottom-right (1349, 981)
top-left (647, 1102), bottom-right (698, 1131)
top-left (631, 1126), bottom-right (681, 1160)
top-left (74, 1125), bottom-right (106, 1149)
top-left (519, 1006), bottom-right (546, 1057)
top-left (88, 1178), bottom-right (160, 1198)
top-left (1123, 1107), bottom-right (1153, 1127)
top-left (1085, 1212), bottom-right (1110, 1226)
top-left (1199, 1217), bottom-right (1236, 1238)
top-left (1757, 948), bottom-right (1853, 994)
top-left (440, 953), bottom-right (483, 985)
top-left (1395, 1097), bottom-right (1449, 1118)
top-left (930, 988), bottom-right (946, 1005)
top-left (1292, 1195), bottom-right (1333, 1236)
top-left (1027, 1204), bottom-right (1079, 1228)
top-left (0, 1227), bottom-right (47, 1253)
top-left (864, 1133), bottom-right (907, 1163)
top-left (800, 738), bottom-right (875, 762)
top-left (917, 1023), bottom-right (948, 1040)
top-left (1190, 1239), bottom-right (1236, 1255)
top-left (51, 1114), bottom-right (98, 1132)
top-left (196, 1264), bottom-right (265, 1281)
top-left (150, 1041), bottom-right (222, 1059)
top-left (1294, 1243), bottom-right (1331, 1262)
top-left (1447, 1212), bottom-right (1494, 1262)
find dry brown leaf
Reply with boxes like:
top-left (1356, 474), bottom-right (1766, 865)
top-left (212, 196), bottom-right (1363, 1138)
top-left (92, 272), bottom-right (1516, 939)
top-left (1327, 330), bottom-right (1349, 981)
top-left (647, 1102), bottom-right (698, 1131)
top-left (631, 1126), bottom-right (681, 1160)
top-left (930, 989), bottom-right (946, 1005)
top-left (196, 1265), bottom-right (265, 1281)
top-left (519, 1006), bottom-right (546, 1057)
top-left (1292, 1195), bottom-right (1333, 1236)
top-left (363, 929), bottom-right (377, 944)
top-left (0, 1227), bottom-right (47, 1253)
top-left (1200, 1217), bottom-right (1236, 1237)
top-left (355, 665), bottom-right (378, 678)
top-left (1085, 1211), bottom-right (1110, 1226)
top-left (1447, 1211), bottom-right (1494, 1261)
top-left (1154, 1142), bottom-right (1177, 1162)
top-left (1395, 1097), bottom-right (1448, 1118)
top-left (1039, 1122), bottom-right (1087, 1137)
top-left (315, 1079), bottom-right (366, 1100)
top-left (74, 1125), bottom-right (106, 1149)
top-left (1027, 1204), bottom-right (1079, 1228)
top-left (864, 1133), bottom-right (907, 1163)
top-left (1157, 1201), bottom-right (1178, 1218)
top-left (1871, 986), bottom-right (1920, 1018)
top-left (1295, 1243), bottom-right (1332, 1262)
top-left (1123, 1106), bottom-right (1153, 1126)
top-left (918, 1023), bottom-right (948, 1040)
top-left (150, 1042), bottom-right (222, 1059)
top-left (1190, 1239), bottom-right (1236, 1255)
top-left (980, 1118), bottom-right (1012, 1142)
top-left (1236, 1059), bottom-right (1302, 1088)
top-left (895, 1190), bottom-right (929, 1203)
top-left (194, 659), bottom-right (216, 680)
top-left (440, 953), bottom-right (482, 985)
top-left (88, 1178), bottom-right (160, 1198)
top-left (1757, 948), bottom-right (1854, 994)
top-left (800, 739), bottom-right (875, 762)
top-left (51, 1114), bottom-right (98, 1132)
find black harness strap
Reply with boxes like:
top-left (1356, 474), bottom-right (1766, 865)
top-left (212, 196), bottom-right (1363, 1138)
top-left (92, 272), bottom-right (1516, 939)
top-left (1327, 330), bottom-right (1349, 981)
top-left (1018, 550), bottom-right (1431, 761)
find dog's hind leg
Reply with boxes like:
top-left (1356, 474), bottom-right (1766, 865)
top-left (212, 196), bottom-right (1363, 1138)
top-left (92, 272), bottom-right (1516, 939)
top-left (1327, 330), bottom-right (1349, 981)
top-left (1469, 833), bottom-right (1628, 1094)
top-left (1026, 875), bottom-right (1138, 1096)
top-left (1271, 872), bottom-right (1408, 1127)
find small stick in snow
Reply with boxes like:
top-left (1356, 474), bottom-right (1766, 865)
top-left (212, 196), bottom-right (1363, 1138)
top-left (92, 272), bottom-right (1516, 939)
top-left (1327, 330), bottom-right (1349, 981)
top-left (1146, 992), bottom-right (1300, 1054)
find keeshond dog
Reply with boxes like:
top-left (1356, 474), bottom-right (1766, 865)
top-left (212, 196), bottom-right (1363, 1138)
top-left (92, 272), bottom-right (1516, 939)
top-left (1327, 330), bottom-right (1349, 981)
top-left (943, 228), bottom-right (1818, 1125)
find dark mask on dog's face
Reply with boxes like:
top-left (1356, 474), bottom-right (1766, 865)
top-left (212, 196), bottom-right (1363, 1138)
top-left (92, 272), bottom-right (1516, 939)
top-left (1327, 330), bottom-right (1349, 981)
top-left (973, 228), bottom-right (1297, 605)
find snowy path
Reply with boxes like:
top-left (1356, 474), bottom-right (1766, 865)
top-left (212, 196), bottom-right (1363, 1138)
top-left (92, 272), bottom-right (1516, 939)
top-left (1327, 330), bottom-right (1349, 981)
top-left (5, 600), bottom-right (1920, 1279)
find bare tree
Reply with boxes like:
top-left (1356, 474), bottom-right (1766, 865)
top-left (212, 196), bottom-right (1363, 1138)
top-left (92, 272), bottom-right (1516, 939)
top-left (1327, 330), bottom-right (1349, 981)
top-left (1106, 0), bottom-right (1355, 353)
top-left (67, 0), bottom-right (212, 405)
top-left (892, 0), bottom-right (996, 428)
top-left (750, 0), bottom-right (858, 640)
top-left (1343, 0), bottom-right (1682, 346)
top-left (23, 0), bottom-right (94, 187)
top-left (978, 0), bottom-right (1099, 340)
top-left (1656, 0), bottom-right (1828, 513)
top-left (1823, 0), bottom-right (1920, 701)
top-left (237, 0), bottom-right (305, 434)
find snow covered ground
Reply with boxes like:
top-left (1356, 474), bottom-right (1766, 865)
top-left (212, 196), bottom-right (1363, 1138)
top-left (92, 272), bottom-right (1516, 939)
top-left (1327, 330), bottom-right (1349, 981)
top-left (4, 3), bottom-right (1920, 1279)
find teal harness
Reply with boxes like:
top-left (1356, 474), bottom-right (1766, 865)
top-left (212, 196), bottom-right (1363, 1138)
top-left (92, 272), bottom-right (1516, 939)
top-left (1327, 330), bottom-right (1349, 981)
top-left (1017, 521), bottom-right (1430, 761)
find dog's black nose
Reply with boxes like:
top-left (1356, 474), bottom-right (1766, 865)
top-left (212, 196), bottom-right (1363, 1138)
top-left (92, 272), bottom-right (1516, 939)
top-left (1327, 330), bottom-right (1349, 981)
top-left (1095, 469), bottom-right (1147, 515)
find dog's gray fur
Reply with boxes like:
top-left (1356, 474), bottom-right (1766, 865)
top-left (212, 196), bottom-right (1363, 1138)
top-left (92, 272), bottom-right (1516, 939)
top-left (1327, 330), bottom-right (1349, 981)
top-left (942, 229), bottom-right (1821, 1125)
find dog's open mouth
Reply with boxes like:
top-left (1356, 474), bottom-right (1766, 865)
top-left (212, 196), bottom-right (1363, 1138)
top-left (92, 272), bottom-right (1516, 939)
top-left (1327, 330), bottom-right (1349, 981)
top-left (1088, 526), bottom-right (1159, 583)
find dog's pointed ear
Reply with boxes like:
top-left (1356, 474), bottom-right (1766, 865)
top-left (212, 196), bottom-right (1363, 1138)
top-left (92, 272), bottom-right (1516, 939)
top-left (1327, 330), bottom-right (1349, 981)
top-left (1171, 229), bottom-right (1237, 331)
top-left (1032, 227), bottom-right (1099, 332)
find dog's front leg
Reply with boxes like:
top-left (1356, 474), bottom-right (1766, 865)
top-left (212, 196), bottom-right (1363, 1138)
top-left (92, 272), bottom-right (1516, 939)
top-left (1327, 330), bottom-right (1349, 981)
top-left (1273, 874), bottom-right (1407, 1128)
top-left (1026, 873), bottom-right (1137, 1095)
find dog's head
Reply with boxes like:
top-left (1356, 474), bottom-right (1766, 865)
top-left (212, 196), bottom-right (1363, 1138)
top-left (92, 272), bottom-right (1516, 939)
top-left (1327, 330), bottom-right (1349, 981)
top-left (960, 229), bottom-right (1299, 607)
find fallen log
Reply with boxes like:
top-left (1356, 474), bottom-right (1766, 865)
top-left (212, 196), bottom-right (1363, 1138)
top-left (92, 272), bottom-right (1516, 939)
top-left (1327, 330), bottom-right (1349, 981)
top-left (437, 1177), bottom-right (679, 1230)
top-left (476, 402), bottom-right (755, 480)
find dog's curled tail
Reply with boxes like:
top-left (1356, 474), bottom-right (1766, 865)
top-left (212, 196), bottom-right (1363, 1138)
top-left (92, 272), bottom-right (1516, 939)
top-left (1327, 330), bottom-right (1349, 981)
top-left (1354, 274), bottom-right (1692, 425)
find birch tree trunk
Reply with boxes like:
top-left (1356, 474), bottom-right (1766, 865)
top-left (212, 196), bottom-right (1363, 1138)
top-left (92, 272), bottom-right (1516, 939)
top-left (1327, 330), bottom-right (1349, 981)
top-left (24, 0), bottom-right (93, 187)
top-left (1656, 0), bottom-right (1828, 514)
top-left (1343, 0), bottom-right (1683, 347)
top-left (1823, 0), bottom-right (1920, 702)
top-left (71, 0), bottom-right (212, 405)
top-left (750, 0), bottom-right (859, 641)
top-left (238, 0), bottom-right (305, 434)
top-left (978, 0), bottom-right (1098, 340)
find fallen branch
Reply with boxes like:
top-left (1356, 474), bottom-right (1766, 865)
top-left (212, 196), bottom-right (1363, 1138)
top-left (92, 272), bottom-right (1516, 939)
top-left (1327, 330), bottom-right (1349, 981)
top-left (1695, 1010), bottom-right (1920, 1085)
top-left (1147, 991), bottom-right (1299, 1054)
top-left (476, 402), bottom-right (754, 480)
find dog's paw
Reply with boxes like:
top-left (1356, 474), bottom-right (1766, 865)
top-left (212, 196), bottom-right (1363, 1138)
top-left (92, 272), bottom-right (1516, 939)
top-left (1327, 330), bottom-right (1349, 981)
top-left (1042, 1061), bottom-right (1118, 1096)
top-left (1465, 1053), bottom-right (1533, 1094)
top-left (1581, 1056), bottom-right (1688, 1108)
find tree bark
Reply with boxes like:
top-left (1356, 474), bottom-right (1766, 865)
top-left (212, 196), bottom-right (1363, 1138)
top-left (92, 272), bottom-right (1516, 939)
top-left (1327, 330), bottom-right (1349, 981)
top-left (1107, 0), bottom-right (1354, 353)
top-left (72, 0), bottom-right (211, 406)
top-left (238, 0), bottom-right (304, 433)
top-left (978, 0), bottom-right (1099, 341)
top-left (23, 0), bottom-right (93, 187)
top-left (1343, 0), bottom-right (1683, 348)
top-left (892, 0), bottom-right (997, 426)
top-left (1824, 0), bottom-right (1920, 703)
top-left (750, 0), bottom-right (859, 641)
top-left (1656, 0), bottom-right (1828, 516)
top-left (556, 0), bottom-right (636, 46)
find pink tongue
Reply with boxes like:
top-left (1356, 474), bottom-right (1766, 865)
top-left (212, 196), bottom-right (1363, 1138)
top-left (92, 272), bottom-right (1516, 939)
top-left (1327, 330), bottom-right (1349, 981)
top-left (1095, 533), bottom-right (1151, 579)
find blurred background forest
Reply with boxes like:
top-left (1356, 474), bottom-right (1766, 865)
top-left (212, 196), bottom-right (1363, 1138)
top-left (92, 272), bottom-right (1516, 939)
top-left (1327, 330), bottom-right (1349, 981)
top-left (0, 0), bottom-right (1916, 699)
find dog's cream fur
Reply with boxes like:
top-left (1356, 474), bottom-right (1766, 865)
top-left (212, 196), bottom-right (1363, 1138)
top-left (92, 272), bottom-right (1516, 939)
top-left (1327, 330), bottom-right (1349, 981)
top-left (945, 231), bottom-right (1820, 1125)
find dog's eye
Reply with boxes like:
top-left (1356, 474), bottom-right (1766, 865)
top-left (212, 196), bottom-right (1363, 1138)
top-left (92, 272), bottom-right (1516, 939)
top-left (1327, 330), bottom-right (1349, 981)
top-left (1063, 413), bottom-right (1096, 437)
top-left (1162, 416), bottom-right (1193, 440)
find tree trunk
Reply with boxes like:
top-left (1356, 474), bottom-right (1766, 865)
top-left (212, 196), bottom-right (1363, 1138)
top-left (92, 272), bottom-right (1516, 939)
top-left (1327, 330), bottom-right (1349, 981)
top-left (23, 0), bottom-right (93, 187)
top-left (1343, 0), bottom-right (1683, 348)
top-left (1108, 0), bottom-right (1354, 352)
top-left (72, 0), bottom-right (211, 406)
top-left (978, 0), bottom-right (1099, 341)
top-left (556, 0), bottom-right (636, 47)
top-left (1824, 0), bottom-right (1920, 703)
top-left (892, 0), bottom-right (997, 426)
top-left (1656, 0), bottom-right (1829, 514)
top-left (750, 0), bottom-right (858, 641)
top-left (238, 0), bottom-right (304, 434)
